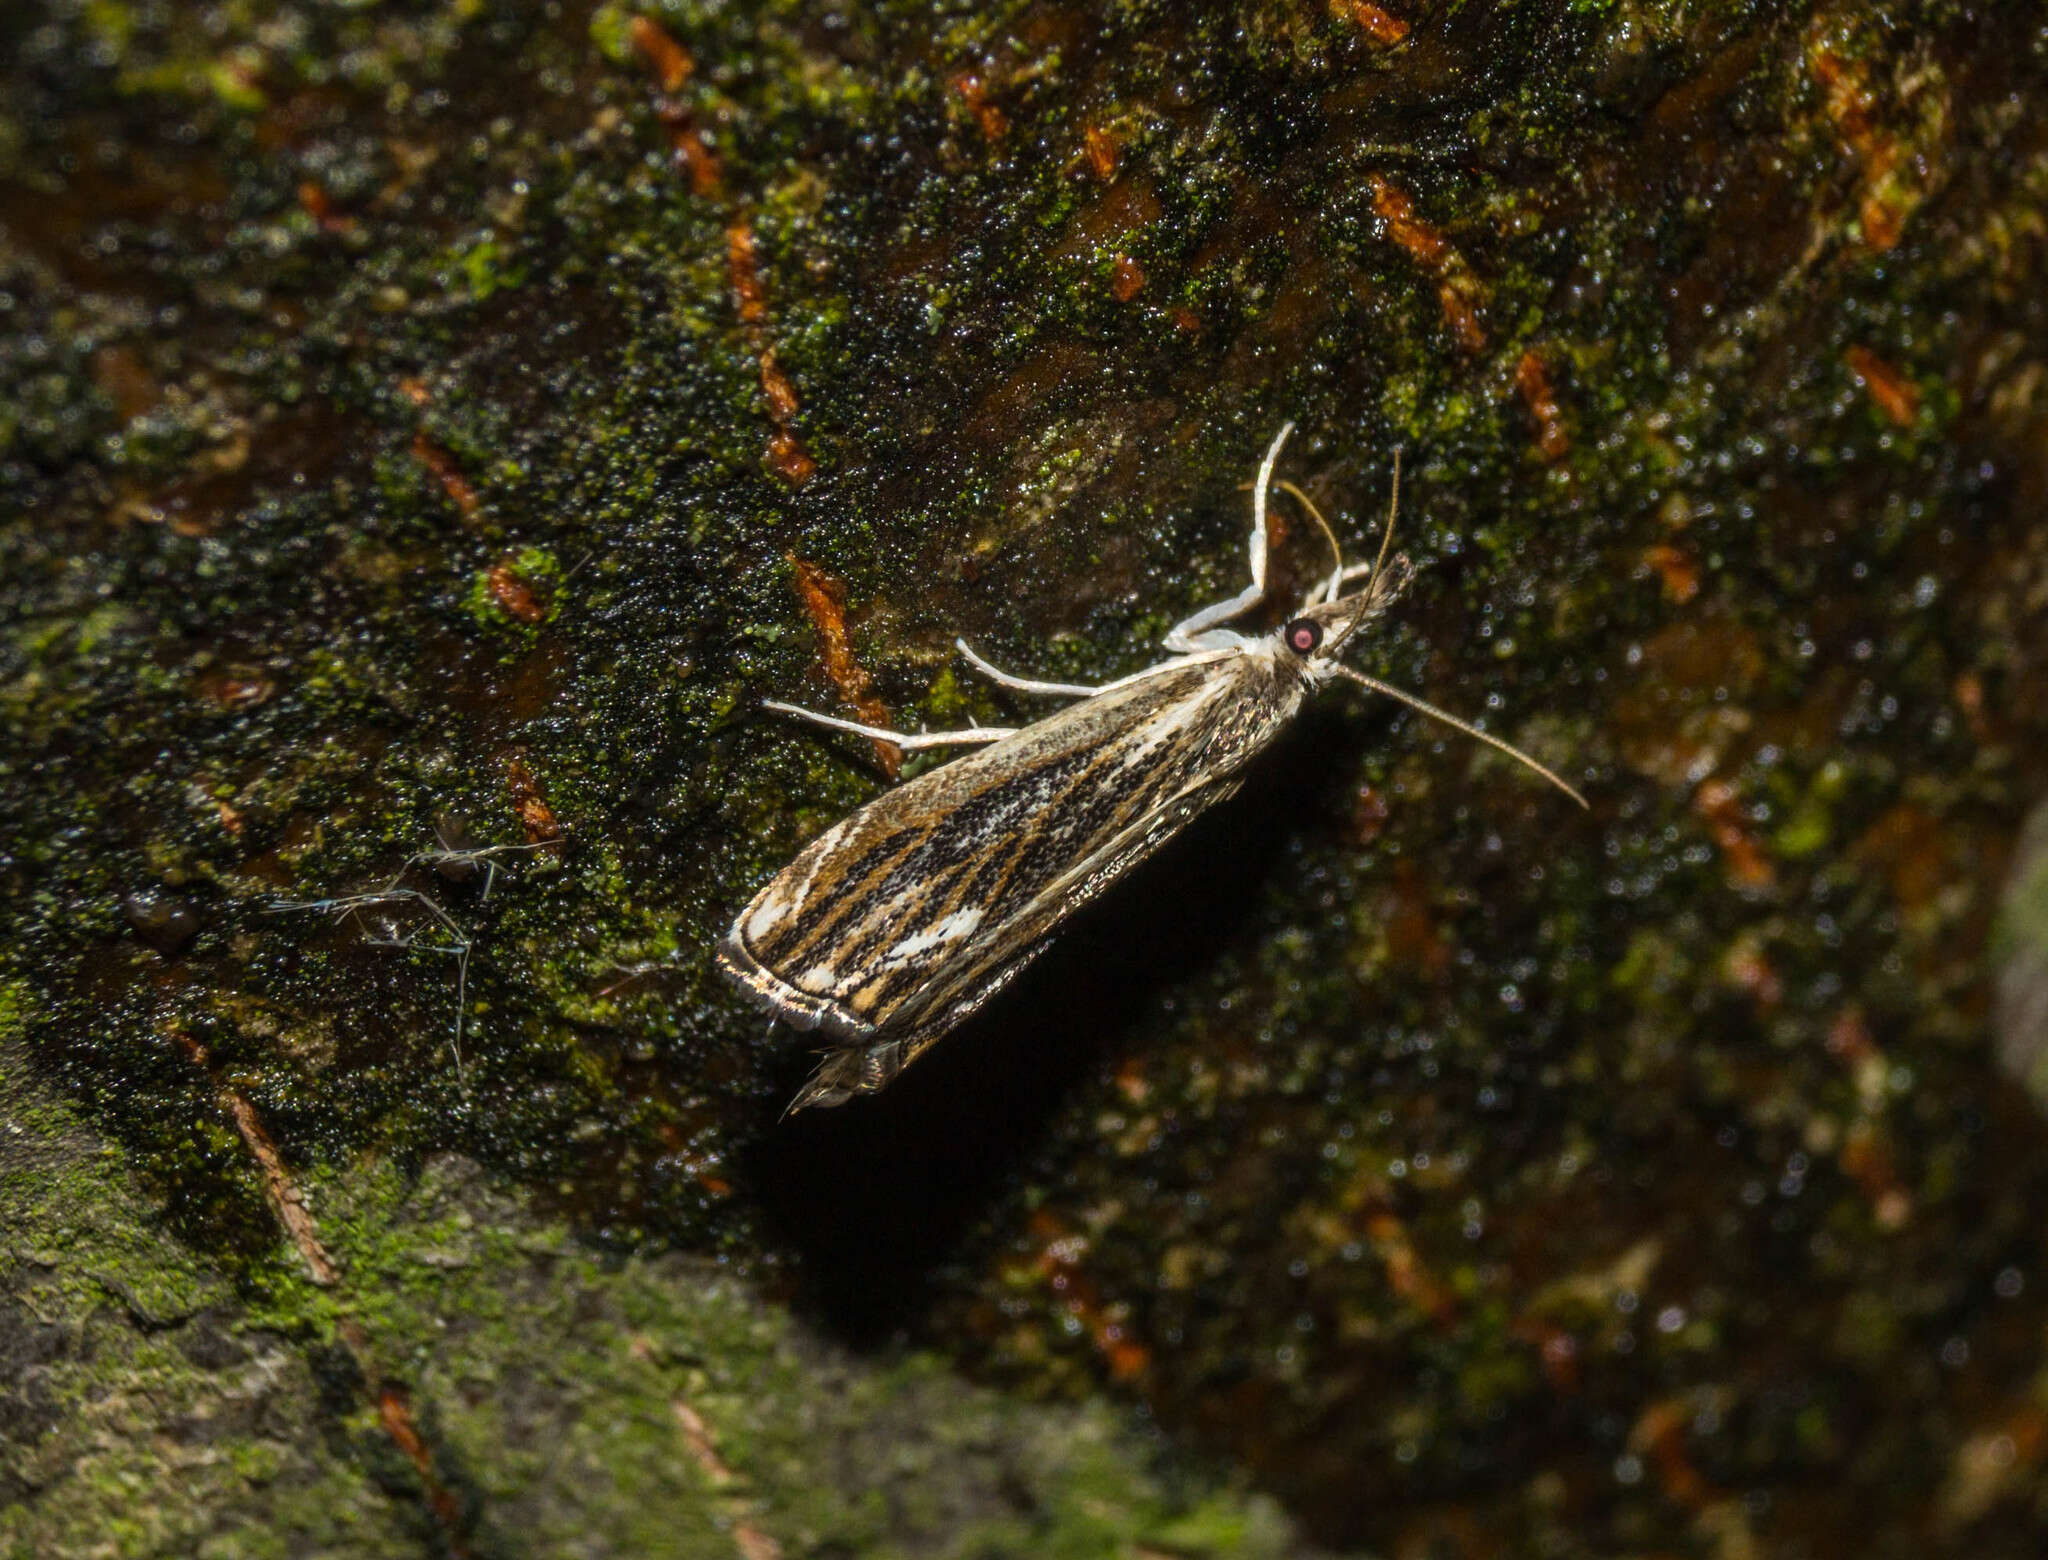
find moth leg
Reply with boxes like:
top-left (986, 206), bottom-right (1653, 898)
top-left (955, 639), bottom-right (1099, 698)
top-left (1163, 421), bottom-right (1295, 652)
top-left (762, 700), bottom-right (1016, 751)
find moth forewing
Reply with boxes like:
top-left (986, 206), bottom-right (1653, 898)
top-left (717, 646), bottom-right (1310, 1105)
top-left (721, 423), bottom-right (1583, 1112)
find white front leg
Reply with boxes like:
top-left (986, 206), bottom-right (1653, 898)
top-left (1162, 421), bottom-right (1294, 652)
top-left (762, 701), bottom-right (1017, 751)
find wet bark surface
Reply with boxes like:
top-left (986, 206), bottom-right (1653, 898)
top-left (4, 1), bottom-right (2048, 1554)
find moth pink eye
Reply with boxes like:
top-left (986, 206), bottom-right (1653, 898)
top-left (1284, 618), bottom-right (1323, 655)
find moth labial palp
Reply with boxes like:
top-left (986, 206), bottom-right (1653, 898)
top-left (717, 422), bottom-right (1589, 1113)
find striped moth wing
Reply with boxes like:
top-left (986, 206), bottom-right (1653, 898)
top-left (718, 646), bottom-right (1309, 1108)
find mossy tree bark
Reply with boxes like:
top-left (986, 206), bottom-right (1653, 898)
top-left (4, 1), bottom-right (2048, 1554)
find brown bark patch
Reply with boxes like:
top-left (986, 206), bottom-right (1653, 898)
top-left (1693, 778), bottom-right (1775, 890)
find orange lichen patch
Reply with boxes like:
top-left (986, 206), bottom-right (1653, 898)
top-left (1371, 174), bottom-right (1449, 267)
top-left (1845, 345), bottom-right (1920, 427)
top-left (217, 798), bottom-right (245, 835)
top-left (220, 1080), bottom-right (340, 1281)
top-left (727, 220), bottom-right (769, 325)
top-left (176, 1030), bottom-right (472, 1551)
top-left (669, 1398), bottom-right (737, 1484)
top-left (1019, 1212), bottom-right (1151, 1382)
top-left (659, 108), bottom-right (725, 198)
top-left (1692, 779), bottom-right (1774, 889)
top-left (758, 351), bottom-right (801, 424)
top-left (397, 375), bottom-right (431, 406)
top-left (296, 179), bottom-right (355, 234)
top-left (951, 73), bottom-right (1008, 141)
top-left (411, 431), bottom-right (480, 521)
top-left (1082, 123), bottom-right (1118, 180)
top-left (1331, 1), bottom-right (1410, 47)
top-left (1854, 802), bottom-right (1946, 915)
top-left (1435, 286), bottom-right (1487, 354)
top-left (1809, 45), bottom-right (1906, 249)
top-left (1326, 1166), bottom-right (1456, 1327)
top-left (173, 1031), bottom-right (339, 1285)
top-left (629, 14), bottom-right (694, 93)
top-left (1631, 1400), bottom-right (1714, 1508)
top-left (1810, 48), bottom-right (1877, 149)
top-left (1642, 542), bottom-right (1700, 604)
top-left (1370, 175), bottom-right (1486, 352)
top-left (1824, 1008), bottom-right (1912, 1229)
top-left (487, 560), bottom-right (548, 623)
top-left (503, 754), bottom-right (563, 846)
top-left (377, 1387), bottom-right (472, 1554)
top-left (1109, 254), bottom-right (1146, 301)
top-left (1365, 1210), bottom-right (1457, 1325)
top-left (727, 223), bottom-right (816, 484)
top-left (765, 429), bottom-right (817, 486)
top-left (628, 10), bottom-right (718, 194)
top-left (1514, 350), bottom-right (1570, 461)
top-left (788, 556), bottom-right (899, 780)
top-left (699, 1169), bottom-right (733, 1198)
top-left (623, 1338), bottom-right (780, 1556)
top-left (1171, 305), bottom-right (1202, 334)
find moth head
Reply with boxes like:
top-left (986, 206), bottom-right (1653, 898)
top-left (1255, 434), bottom-right (1589, 810)
top-left (1256, 435), bottom-right (1415, 667)
top-left (1282, 551), bottom-right (1415, 665)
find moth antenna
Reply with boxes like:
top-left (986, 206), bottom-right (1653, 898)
top-left (1367, 448), bottom-right (1403, 597)
top-left (1328, 664), bottom-right (1589, 809)
top-left (1274, 479), bottom-right (1346, 606)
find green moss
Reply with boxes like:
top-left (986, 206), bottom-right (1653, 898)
top-left (445, 235), bottom-right (529, 303)
top-left (588, 3), bottom-right (639, 67)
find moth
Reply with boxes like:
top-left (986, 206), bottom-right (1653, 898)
top-left (719, 425), bottom-right (1586, 1111)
